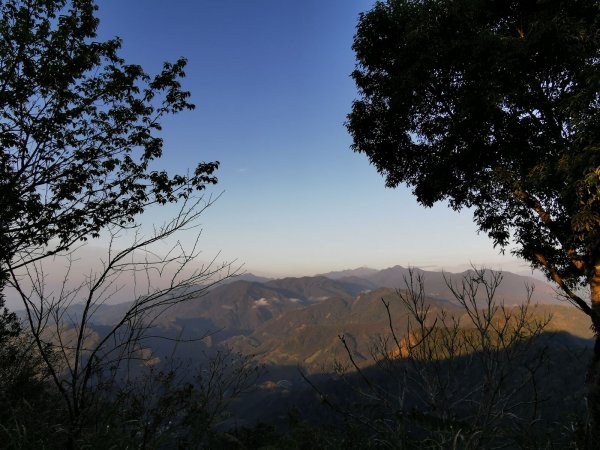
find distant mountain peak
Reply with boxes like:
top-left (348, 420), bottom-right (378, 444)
top-left (319, 265), bottom-right (558, 306)
top-left (319, 267), bottom-right (379, 280)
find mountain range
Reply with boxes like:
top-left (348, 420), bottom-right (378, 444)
top-left (60, 265), bottom-right (588, 370)
top-left (19, 264), bottom-right (593, 429)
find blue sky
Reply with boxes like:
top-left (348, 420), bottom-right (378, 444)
top-left (94, 1), bottom-right (529, 277)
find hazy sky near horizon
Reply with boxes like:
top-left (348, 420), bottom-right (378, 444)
top-left (92, 1), bottom-right (530, 277)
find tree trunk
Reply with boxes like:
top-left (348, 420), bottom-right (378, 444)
top-left (587, 263), bottom-right (600, 448)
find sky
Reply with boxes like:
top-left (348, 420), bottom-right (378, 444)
top-left (91, 0), bottom-right (531, 278)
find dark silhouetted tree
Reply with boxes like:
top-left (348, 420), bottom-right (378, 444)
top-left (0, 0), bottom-right (218, 276)
top-left (347, 0), bottom-right (599, 444)
top-left (0, 0), bottom-right (234, 446)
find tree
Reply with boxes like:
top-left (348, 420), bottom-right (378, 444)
top-left (8, 206), bottom-right (236, 445)
top-left (347, 0), bottom-right (599, 443)
top-left (0, 0), bottom-right (218, 275)
top-left (0, 0), bottom-right (235, 446)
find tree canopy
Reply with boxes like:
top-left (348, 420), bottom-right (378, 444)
top-left (0, 1), bottom-right (230, 445)
top-left (0, 0), bottom-right (218, 274)
top-left (347, 0), bottom-right (600, 318)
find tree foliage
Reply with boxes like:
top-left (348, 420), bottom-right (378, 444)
top-left (348, 0), bottom-right (600, 316)
top-left (0, 0), bottom-right (218, 273)
top-left (0, 1), bottom-right (234, 446)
